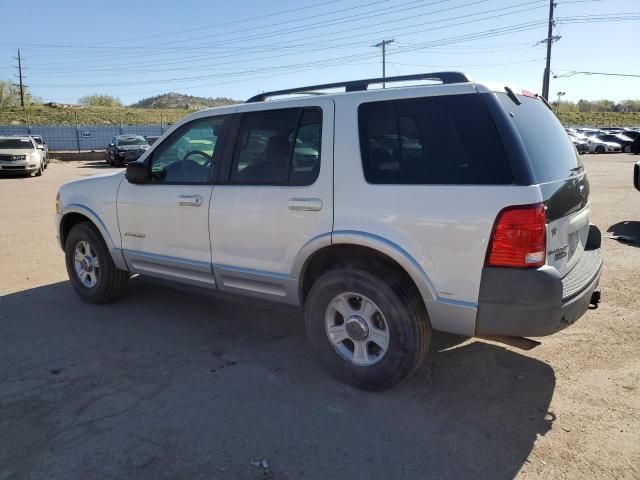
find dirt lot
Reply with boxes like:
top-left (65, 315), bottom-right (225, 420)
top-left (1, 156), bottom-right (639, 480)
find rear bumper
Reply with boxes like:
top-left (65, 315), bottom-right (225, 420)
top-left (475, 247), bottom-right (602, 337)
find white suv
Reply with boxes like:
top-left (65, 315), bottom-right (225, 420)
top-left (55, 72), bottom-right (603, 390)
top-left (0, 136), bottom-right (46, 176)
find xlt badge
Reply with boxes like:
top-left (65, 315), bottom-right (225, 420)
top-left (548, 245), bottom-right (568, 261)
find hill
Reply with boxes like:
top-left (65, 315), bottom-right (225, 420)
top-left (0, 105), bottom-right (638, 127)
top-left (129, 92), bottom-right (238, 109)
top-left (1, 105), bottom-right (201, 126)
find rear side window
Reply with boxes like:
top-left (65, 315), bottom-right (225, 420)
top-left (230, 107), bottom-right (321, 185)
top-left (358, 94), bottom-right (512, 185)
top-left (496, 93), bottom-right (581, 183)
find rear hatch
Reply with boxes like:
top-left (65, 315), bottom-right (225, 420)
top-left (496, 92), bottom-right (590, 277)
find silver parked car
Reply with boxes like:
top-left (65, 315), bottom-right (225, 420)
top-left (55, 72), bottom-right (602, 390)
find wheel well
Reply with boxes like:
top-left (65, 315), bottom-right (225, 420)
top-left (60, 213), bottom-right (93, 249)
top-left (300, 244), bottom-right (423, 304)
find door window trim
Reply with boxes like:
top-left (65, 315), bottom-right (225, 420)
top-left (140, 114), bottom-right (231, 186)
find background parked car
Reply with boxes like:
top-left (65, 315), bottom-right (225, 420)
top-left (630, 137), bottom-right (640, 155)
top-left (610, 133), bottom-right (636, 152)
top-left (594, 133), bottom-right (633, 152)
top-left (586, 134), bottom-right (621, 153)
top-left (144, 135), bottom-right (161, 145)
top-left (105, 135), bottom-right (150, 167)
top-left (0, 136), bottom-right (45, 176)
top-left (567, 132), bottom-right (589, 154)
top-left (29, 135), bottom-right (48, 168)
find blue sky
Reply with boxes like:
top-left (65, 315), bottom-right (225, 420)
top-left (0, 0), bottom-right (637, 104)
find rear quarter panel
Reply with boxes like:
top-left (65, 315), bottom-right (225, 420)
top-left (332, 87), bottom-right (543, 308)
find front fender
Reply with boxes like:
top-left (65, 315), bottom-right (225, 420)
top-left (57, 204), bottom-right (127, 271)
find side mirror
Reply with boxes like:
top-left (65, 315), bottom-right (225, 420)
top-left (126, 161), bottom-right (151, 184)
top-left (109, 143), bottom-right (114, 147)
top-left (37, 145), bottom-right (44, 150)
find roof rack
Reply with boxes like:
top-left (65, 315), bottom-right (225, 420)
top-left (246, 71), bottom-right (470, 103)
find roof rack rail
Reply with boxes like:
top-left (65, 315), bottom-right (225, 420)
top-left (246, 71), bottom-right (470, 102)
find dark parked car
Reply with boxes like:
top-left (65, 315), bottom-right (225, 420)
top-left (630, 137), bottom-right (640, 155)
top-left (105, 135), bottom-right (150, 167)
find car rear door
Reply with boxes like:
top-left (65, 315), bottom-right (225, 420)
top-left (210, 99), bottom-right (334, 304)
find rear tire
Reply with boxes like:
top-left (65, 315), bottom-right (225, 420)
top-left (305, 266), bottom-right (431, 390)
top-left (65, 222), bottom-right (129, 304)
top-left (624, 145), bottom-right (631, 153)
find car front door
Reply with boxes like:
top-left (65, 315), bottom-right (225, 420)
top-left (117, 113), bottom-right (232, 288)
top-left (210, 100), bottom-right (334, 303)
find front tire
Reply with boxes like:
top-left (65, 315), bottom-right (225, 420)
top-left (305, 267), bottom-right (431, 390)
top-left (65, 222), bottom-right (129, 303)
top-left (34, 164), bottom-right (43, 176)
top-left (595, 145), bottom-right (605, 154)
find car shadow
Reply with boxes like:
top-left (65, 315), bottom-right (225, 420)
top-left (607, 221), bottom-right (640, 247)
top-left (76, 160), bottom-right (113, 169)
top-left (0, 279), bottom-right (555, 480)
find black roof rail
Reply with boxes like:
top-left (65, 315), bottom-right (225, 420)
top-left (246, 71), bottom-right (470, 102)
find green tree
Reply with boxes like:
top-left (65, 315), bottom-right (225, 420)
top-left (78, 94), bottom-right (123, 107)
top-left (0, 79), bottom-right (42, 107)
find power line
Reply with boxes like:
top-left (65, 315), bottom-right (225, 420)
top-left (28, 0), bottom-right (547, 72)
top-left (553, 70), bottom-right (640, 79)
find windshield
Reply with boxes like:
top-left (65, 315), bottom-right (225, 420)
top-left (0, 139), bottom-right (33, 149)
top-left (117, 136), bottom-right (147, 146)
top-left (497, 93), bottom-right (581, 183)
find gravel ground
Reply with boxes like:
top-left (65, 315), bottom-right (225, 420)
top-left (1, 156), bottom-right (639, 480)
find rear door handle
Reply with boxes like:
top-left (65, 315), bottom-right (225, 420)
top-left (178, 194), bottom-right (203, 207)
top-left (288, 198), bottom-right (323, 211)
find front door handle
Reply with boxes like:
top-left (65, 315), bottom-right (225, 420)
top-left (178, 194), bottom-right (203, 207)
top-left (288, 198), bottom-right (323, 211)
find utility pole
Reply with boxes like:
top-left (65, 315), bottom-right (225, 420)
top-left (541, 0), bottom-right (558, 100)
top-left (373, 39), bottom-right (395, 88)
top-left (13, 49), bottom-right (26, 108)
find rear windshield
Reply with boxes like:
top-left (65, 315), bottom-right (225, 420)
top-left (358, 94), bottom-right (513, 185)
top-left (117, 136), bottom-right (147, 146)
top-left (0, 139), bottom-right (33, 149)
top-left (497, 93), bottom-right (581, 183)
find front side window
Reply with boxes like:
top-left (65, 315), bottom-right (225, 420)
top-left (359, 94), bottom-right (513, 185)
top-left (150, 116), bottom-right (226, 184)
top-left (230, 108), bottom-right (322, 185)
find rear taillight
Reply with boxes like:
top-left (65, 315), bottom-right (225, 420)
top-left (486, 203), bottom-right (546, 268)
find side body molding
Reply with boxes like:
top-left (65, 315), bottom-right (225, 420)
top-left (58, 204), bottom-right (128, 271)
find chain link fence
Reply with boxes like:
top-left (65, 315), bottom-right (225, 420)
top-left (0, 125), bottom-right (170, 151)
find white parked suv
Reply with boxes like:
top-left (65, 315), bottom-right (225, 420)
top-left (0, 136), bottom-right (46, 176)
top-left (55, 72), bottom-right (603, 390)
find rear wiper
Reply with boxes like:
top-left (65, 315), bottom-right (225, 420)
top-left (504, 86), bottom-right (521, 105)
top-left (536, 94), bottom-right (553, 111)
